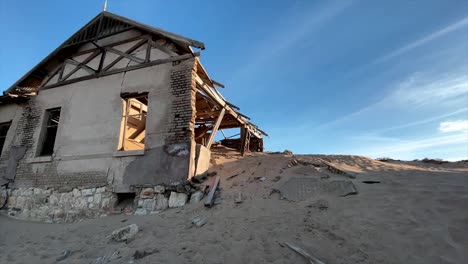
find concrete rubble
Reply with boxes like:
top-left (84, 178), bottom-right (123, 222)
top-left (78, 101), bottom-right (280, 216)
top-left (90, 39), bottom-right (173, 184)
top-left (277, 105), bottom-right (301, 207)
top-left (111, 224), bottom-right (139, 243)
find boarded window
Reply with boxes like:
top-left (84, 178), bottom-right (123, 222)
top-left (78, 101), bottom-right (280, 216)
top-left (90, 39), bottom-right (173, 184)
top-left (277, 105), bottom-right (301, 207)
top-left (0, 122), bottom-right (11, 156)
top-left (118, 95), bottom-right (147, 151)
top-left (39, 108), bottom-right (61, 156)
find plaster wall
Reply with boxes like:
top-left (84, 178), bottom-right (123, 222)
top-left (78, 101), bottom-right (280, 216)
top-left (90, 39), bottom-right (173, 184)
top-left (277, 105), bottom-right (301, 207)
top-left (1, 57), bottom-right (196, 192)
top-left (194, 144), bottom-right (211, 178)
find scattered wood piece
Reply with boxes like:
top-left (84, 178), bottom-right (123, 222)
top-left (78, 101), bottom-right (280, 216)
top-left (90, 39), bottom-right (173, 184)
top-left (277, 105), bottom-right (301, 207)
top-left (56, 250), bottom-right (72, 262)
top-left (284, 242), bottom-right (325, 264)
top-left (204, 175), bottom-right (220, 207)
top-left (235, 191), bottom-right (243, 204)
top-left (133, 249), bottom-right (158, 260)
top-left (227, 170), bottom-right (245, 180)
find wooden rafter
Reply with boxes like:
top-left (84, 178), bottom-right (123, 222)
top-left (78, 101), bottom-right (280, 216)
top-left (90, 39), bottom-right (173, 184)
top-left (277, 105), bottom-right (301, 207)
top-left (103, 38), bottom-right (148, 71)
top-left (36, 32), bottom-right (200, 91)
top-left (206, 108), bottom-right (225, 149)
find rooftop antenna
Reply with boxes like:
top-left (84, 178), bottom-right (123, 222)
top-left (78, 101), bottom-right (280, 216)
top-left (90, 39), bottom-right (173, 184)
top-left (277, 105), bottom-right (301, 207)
top-left (103, 0), bottom-right (108, 11)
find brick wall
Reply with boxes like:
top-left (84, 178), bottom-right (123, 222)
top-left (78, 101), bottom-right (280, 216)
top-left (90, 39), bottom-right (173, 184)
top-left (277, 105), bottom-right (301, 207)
top-left (10, 100), bottom-right (107, 189)
top-left (165, 58), bottom-right (198, 145)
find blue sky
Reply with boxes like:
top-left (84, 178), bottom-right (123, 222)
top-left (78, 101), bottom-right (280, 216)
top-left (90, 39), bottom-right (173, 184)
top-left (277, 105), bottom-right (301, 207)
top-left (1, 0), bottom-right (467, 160)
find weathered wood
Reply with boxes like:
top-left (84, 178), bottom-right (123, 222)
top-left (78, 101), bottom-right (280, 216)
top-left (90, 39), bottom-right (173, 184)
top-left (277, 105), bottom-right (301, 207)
top-left (150, 41), bottom-right (177, 56)
top-left (226, 170), bottom-right (245, 180)
top-left (195, 125), bottom-right (213, 140)
top-left (204, 175), bottom-right (220, 207)
top-left (206, 108), bottom-right (225, 149)
top-left (145, 38), bottom-right (152, 62)
top-left (105, 46), bottom-right (145, 64)
top-left (61, 50), bottom-right (101, 81)
top-left (212, 80), bottom-right (225, 88)
top-left (40, 53), bottom-right (199, 91)
top-left (41, 65), bottom-right (62, 86)
top-left (284, 242), bottom-right (325, 264)
top-left (240, 126), bottom-right (250, 156)
top-left (65, 59), bottom-right (96, 74)
top-left (103, 38), bottom-right (148, 71)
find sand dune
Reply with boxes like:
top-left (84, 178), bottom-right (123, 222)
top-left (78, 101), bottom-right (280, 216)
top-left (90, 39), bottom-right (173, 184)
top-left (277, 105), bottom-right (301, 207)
top-left (1, 148), bottom-right (467, 264)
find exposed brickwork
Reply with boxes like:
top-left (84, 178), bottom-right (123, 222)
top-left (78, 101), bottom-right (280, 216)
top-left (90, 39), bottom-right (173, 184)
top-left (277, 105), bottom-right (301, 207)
top-left (165, 58), bottom-right (197, 144)
top-left (9, 100), bottom-right (107, 189)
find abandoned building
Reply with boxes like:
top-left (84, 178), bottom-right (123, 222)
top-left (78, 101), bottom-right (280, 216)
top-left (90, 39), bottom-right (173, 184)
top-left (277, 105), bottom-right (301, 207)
top-left (0, 11), bottom-right (266, 221)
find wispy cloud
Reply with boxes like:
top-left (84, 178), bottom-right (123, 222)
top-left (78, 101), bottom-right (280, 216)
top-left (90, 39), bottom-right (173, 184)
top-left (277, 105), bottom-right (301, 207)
top-left (347, 16), bottom-right (468, 77)
top-left (354, 133), bottom-right (467, 158)
top-left (315, 71), bottom-right (468, 131)
top-left (439, 120), bottom-right (468, 133)
top-left (230, 0), bottom-right (355, 81)
top-left (372, 16), bottom-right (468, 65)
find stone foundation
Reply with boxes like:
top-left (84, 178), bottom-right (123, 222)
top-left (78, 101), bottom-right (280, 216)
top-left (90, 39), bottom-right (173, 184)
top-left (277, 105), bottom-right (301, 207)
top-left (132, 184), bottom-right (193, 215)
top-left (0, 178), bottom-right (206, 222)
top-left (2, 186), bottom-right (116, 223)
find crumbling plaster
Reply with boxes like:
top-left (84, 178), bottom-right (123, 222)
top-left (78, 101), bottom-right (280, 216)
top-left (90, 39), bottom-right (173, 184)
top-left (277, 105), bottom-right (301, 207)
top-left (1, 54), bottom-right (197, 192)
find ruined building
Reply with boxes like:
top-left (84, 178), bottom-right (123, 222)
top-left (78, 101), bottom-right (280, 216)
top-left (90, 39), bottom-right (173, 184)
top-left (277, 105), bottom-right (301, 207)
top-left (0, 12), bottom-right (266, 220)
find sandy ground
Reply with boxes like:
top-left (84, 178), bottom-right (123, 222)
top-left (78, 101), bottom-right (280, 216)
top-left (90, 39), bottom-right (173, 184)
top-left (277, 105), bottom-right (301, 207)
top-left (1, 148), bottom-right (467, 264)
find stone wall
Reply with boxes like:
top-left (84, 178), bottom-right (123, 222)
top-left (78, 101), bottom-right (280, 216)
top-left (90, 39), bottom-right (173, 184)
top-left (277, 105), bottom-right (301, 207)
top-left (4, 186), bottom-right (116, 222)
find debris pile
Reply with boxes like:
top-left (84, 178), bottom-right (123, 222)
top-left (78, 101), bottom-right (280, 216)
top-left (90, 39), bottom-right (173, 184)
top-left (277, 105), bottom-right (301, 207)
top-left (131, 171), bottom-right (221, 215)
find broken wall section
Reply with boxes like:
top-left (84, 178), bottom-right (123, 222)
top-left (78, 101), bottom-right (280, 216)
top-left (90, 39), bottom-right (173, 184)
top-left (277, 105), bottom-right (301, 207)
top-left (120, 57), bottom-right (198, 188)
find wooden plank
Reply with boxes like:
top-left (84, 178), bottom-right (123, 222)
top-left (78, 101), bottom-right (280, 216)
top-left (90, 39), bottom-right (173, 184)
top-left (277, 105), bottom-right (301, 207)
top-left (65, 59), bottom-right (96, 74)
top-left (284, 242), bottom-right (325, 264)
top-left (150, 41), bottom-right (178, 56)
top-left (105, 46), bottom-right (145, 64)
top-left (204, 175), bottom-right (220, 207)
top-left (145, 37), bottom-right (152, 62)
top-left (40, 53), bottom-right (199, 90)
top-left (240, 126), bottom-right (248, 156)
top-left (212, 80), bottom-right (225, 88)
top-left (206, 108), bottom-right (225, 149)
top-left (103, 38), bottom-right (148, 71)
top-left (61, 50), bottom-right (101, 81)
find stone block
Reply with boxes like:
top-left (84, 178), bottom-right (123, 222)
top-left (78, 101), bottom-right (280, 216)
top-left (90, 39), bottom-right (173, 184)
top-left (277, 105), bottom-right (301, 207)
top-left (72, 189), bottom-right (81, 197)
top-left (49, 192), bottom-right (60, 206)
top-left (16, 196), bottom-right (26, 208)
top-left (111, 224), bottom-right (139, 242)
top-left (154, 185), bottom-right (165, 194)
top-left (101, 197), bottom-right (111, 209)
top-left (140, 188), bottom-right (155, 199)
top-left (74, 197), bottom-right (87, 209)
top-left (81, 189), bottom-right (94, 196)
top-left (134, 208), bottom-right (148, 216)
top-left (190, 191), bottom-right (204, 204)
top-left (23, 189), bottom-right (33, 197)
top-left (137, 199), bottom-right (144, 208)
top-left (168, 192), bottom-right (187, 208)
top-left (143, 199), bottom-right (155, 211)
top-left (96, 187), bottom-right (106, 193)
top-left (7, 196), bottom-right (16, 207)
top-left (94, 194), bottom-right (102, 207)
top-left (154, 194), bottom-right (168, 211)
top-left (60, 193), bottom-right (73, 208)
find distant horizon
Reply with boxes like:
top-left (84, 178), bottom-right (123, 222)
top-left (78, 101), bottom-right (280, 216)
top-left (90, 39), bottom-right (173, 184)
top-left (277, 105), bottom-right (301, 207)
top-left (1, 0), bottom-right (467, 160)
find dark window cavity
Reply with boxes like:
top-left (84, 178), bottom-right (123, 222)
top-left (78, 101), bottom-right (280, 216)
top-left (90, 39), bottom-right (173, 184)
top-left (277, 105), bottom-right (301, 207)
top-left (39, 108), bottom-right (61, 156)
top-left (0, 122), bottom-right (11, 156)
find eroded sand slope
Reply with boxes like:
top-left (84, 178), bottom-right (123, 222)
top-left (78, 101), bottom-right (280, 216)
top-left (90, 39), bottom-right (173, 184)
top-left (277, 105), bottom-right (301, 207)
top-left (1, 148), bottom-right (467, 264)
